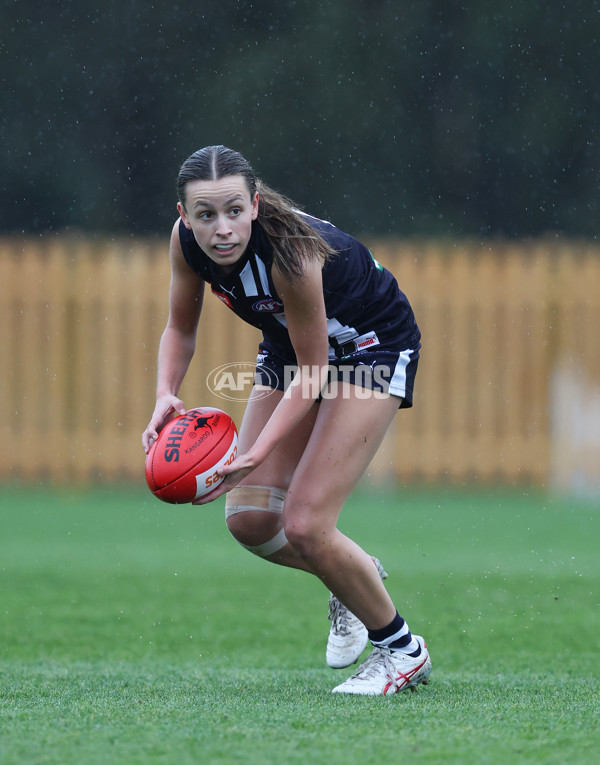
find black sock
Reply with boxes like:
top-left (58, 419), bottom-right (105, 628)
top-left (368, 611), bottom-right (421, 656)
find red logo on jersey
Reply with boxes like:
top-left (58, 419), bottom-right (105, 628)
top-left (211, 287), bottom-right (234, 310)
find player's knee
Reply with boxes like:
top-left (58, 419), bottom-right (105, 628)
top-left (282, 491), bottom-right (337, 561)
top-left (225, 485), bottom-right (288, 558)
top-left (225, 509), bottom-right (279, 547)
top-left (283, 514), bottom-right (323, 560)
top-left (283, 524), bottom-right (316, 559)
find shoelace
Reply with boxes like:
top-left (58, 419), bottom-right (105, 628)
top-left (350, 648), bottom-right (400, 688)
top-left (328, 596), bottom-right (352, 636)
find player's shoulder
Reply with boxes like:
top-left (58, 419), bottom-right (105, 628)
top-left (170, 218), bottom-right (191, 261)
top-left (169, 217), bottom-right (184, 247)
top-left (297, 210), bottom-right (338, 234)
top-left (297, 211), bottom-right (359, 251)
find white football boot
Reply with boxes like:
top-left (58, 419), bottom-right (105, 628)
top-left (326, 557), bottom-right (388, 669)
top-left (331, 636), bottom-right (431, 695)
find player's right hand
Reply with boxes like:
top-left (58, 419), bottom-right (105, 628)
top-left (142, 395), bottom-right (187, 453)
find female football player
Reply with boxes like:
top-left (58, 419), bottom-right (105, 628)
top-left (142, 145), bottom-right (431, 695)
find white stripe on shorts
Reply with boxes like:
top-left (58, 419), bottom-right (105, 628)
top-left (388, 349), bottom-right (414, 399)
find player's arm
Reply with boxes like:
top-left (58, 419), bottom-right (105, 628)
top-left (253, 257), bottom-right (331, 459)
top-left (199, 257), bottom-right (329, 497)
top-left (142, 220), bottom-right (205, 452)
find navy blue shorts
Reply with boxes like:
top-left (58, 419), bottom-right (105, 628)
top-left (254, 341), bottom-right (420, 408)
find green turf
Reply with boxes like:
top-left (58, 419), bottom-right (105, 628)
top-left (1, 483), bottom-right (598, 764)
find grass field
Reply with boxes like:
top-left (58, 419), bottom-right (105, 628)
top-left (0, 482), bottom-right (598, 764)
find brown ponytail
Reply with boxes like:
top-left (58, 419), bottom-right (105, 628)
top-left (255, 180), bottom-right (335, 280)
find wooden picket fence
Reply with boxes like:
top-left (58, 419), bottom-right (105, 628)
top-left (1, 234), bottom-right (599, 491)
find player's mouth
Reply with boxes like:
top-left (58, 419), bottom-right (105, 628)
top-left (214, 243), bottom-right (237, 255)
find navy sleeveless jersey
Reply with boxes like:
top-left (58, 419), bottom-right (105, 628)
top-left (178, 213), bottom-right (420, 360)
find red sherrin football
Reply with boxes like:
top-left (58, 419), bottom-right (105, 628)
top-left (145, 407), bottom-right (238, 503)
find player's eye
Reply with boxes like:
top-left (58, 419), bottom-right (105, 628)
top-left (229, 207), bottom-right (242, 217)
top-left (198, 211), bottom-right (213, 221)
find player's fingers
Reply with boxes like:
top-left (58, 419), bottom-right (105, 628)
top-left (142, 428), bottom-right (157, 453)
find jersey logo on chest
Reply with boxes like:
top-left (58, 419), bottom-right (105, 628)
top-left (252, 298), bottom-right (284, 313)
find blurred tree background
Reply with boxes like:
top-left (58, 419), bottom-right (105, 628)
top-left (1, 0), bottom-right (598, 239)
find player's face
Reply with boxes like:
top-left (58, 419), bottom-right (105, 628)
top-left (178, 175), bottom-right (258, 272)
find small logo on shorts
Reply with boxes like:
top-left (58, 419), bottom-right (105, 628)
top-left (207, 362), bottom-right (278, 402)
top-left (357, 336), bottom-right (377, 349)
